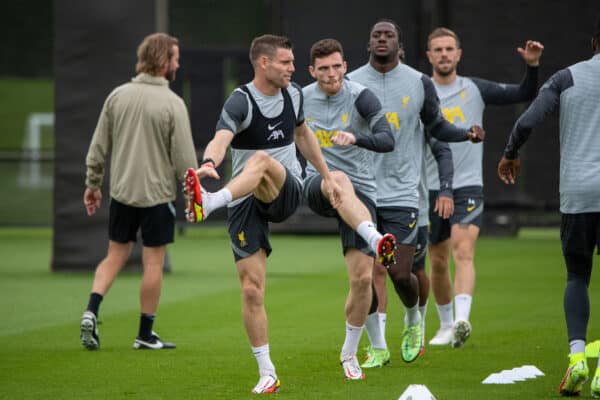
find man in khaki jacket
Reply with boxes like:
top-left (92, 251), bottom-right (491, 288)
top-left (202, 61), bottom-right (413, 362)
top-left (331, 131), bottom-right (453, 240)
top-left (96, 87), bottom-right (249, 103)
top-left (80, 33), bottom-right (197, 350)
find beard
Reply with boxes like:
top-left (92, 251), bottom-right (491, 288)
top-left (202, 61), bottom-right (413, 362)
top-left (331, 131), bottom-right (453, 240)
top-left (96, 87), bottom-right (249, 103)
top-left (165, 68), bottom-right (176, 82)
top-left (434, 63), bottom-right (455, 77)
top-left (371, 51), bottom-right (398, 66)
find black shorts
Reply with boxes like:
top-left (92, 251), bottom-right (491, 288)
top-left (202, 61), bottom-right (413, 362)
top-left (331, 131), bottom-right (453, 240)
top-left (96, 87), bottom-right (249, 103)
top-left (376, 206), bottom-right (418, 246)
top-left (227, 169), bottom-right (302, 261)
top-left (108, 198), bottom-right (175, 247)
top-left (561, 212), bottom-right (600, 275)
top-left (429, 186), bottom-right (484, 244)
top-left (412, 225), bottom-right (428, 271)
top-left (304, 174), bottom-right (376, 256)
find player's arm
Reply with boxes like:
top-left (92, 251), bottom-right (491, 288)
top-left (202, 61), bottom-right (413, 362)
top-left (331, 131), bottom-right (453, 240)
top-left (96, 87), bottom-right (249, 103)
top-left (334, 88), bottom-right (394, 152)
top-left (429, 136), bottom-right (454, 218)
top-left (198, 90), bottom-right (249, 179)
top-left (420, 76), bottom-right (485, 143)
top-left (498, 68), bottom-right (571, 184)
top-left (295, 122), bottom-right (341, 207)
top-left (473, 40), bottom-right (543, 105)
top-left (84, 96), bottom-right (113, 216)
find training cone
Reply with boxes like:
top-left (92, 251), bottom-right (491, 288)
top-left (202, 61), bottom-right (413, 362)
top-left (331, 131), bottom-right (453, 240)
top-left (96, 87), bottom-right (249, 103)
top-left (398, 384), bottom-right (437, 400)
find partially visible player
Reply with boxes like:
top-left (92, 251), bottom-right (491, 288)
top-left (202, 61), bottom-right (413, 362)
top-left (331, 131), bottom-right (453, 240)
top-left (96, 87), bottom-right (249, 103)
top-left (498, 17), bottom-right (600, 397)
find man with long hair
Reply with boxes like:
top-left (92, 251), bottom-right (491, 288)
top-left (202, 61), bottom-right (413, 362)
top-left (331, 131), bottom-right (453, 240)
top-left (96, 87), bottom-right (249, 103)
top-left (80, 33), bottom-right (197, 350)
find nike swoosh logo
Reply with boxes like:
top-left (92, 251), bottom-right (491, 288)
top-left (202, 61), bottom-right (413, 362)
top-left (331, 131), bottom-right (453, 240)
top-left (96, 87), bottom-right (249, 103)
top-left (467, 205), bottom-right (475, 212)
top-left (408, 220), bottom-right (416, 228)
top-left (268, 121), bottom-right (283, 130)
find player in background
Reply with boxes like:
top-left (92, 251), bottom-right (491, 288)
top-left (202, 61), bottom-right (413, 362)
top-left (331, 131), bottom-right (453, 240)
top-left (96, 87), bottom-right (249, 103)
top-left (349, 19), bottom-right (484, 365)
top-left (425, 27), bottom-right (543, 348)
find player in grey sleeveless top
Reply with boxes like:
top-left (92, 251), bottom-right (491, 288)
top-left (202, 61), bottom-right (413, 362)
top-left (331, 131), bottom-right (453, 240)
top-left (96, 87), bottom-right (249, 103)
top-left (424, 27), bottom-right (543, 348)
top-left (187, 34), bottom-right (341, 394)
top-left (498, 19), bottom-right (600, 397)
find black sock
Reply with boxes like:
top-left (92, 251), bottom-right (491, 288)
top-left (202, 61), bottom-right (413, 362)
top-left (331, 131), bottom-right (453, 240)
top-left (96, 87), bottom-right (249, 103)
top-left (138, 313), bottom-right (155, 340)
top-left (86, 292), bottom-right (103, 317)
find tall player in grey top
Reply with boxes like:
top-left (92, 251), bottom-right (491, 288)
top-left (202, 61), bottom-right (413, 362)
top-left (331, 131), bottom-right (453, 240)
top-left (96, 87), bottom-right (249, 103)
top-left (302, 38), bottom-right (397, 380)
top-left (185, 34), bottom-right (341, 394)
top-left (348, 19), bottom-right (484, 364)
top-left (498, 19), bottom-right (600, 397)
top-left (424, 27), bottom-right (543, 349)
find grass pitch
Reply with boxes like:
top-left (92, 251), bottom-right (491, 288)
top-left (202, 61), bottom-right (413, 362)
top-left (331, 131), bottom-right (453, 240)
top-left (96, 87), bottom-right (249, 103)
top-left (0, 227), bottom-right (598, 399)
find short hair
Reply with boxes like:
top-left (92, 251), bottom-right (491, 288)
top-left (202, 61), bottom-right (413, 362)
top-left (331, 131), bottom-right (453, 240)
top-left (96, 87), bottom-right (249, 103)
top-left (594, 14), bottom-right (600, 41)
top-left (370, 18), bottom-right (403, 43)
top-left (249, 34), bottom-right (293, 65)
top-left (135, 33), bottom-right (179, 75)
top-left (310, 38), bottom-right (344, 65)
top-left (427, 27), bottom-right (461, 49)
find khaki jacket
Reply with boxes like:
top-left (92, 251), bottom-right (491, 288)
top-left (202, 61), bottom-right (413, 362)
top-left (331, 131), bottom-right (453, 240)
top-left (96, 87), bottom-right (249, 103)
top-left (85, 73), bottom-right (198, 207)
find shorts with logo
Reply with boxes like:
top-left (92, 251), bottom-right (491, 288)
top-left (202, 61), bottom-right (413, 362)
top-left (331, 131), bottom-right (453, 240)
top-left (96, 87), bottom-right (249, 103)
top-left (560, 212), bottom-right (600, 275)
top-left (412, 225), bottom-right (429, 271)
top-left (304, 174), bottom-right (376, 257)
top-left (428, 185), bottom-right (484, 245)
top-left (376, 206), bottom-right (419, 247)
top-left (109, 198), bottom-right (176, 247)
top-left (227, 168), bottom-right (302, 261)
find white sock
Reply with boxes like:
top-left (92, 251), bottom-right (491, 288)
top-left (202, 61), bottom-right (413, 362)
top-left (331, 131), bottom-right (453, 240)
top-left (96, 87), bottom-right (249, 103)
top-left (405, 302), bottom-right (421, 325)
top-left (454, 294), bottom-right (472, 322)
top-left (341, 322), bottom-right (364, 358)
top-left (436, 301), bottom-right (454, 329)
top-left (252, 344), bottom-right (276, 377)
top-left (419, 302), bottom-right (428, 332)
top-left (365, 312), bottom-right (387, 350)
top-left (356, 221), bottom-right (381, 255)
top-left (204, 188), bottom-right (232, 217)
top-left (569, 340), bottom-right (585, 356)
top-left (378, 312), bottom-right (387, 337)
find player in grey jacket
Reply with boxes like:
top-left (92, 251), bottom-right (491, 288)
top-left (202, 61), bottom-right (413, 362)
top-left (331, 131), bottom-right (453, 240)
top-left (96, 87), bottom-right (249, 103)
top-left (303, 38), bottom-right (396, 380)
top-left (349, 19), bottom-right (484, 364)
top-left (498, 18), bottom-right (600, 397)
top-left (425, 27), bottom-right (543, 348)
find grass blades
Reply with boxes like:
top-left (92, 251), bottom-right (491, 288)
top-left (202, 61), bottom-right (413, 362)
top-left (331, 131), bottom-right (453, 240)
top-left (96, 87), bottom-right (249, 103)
top-left (0, 227), bottom-right (598, 399)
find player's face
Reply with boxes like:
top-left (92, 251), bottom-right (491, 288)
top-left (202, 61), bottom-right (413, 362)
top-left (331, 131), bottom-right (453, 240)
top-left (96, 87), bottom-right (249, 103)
top-left (427, 36), bottom-right (461, 77)
top-left (309, 52), bottom-right (347, 96)
top-left (368, 22), bottom-right (400, 60)
top-left (265, 48), bottom-right (295, 88)
top-left (165, 45), bottom-right (180, 82)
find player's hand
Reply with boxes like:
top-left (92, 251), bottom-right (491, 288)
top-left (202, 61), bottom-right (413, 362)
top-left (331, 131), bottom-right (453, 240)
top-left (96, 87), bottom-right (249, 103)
top-left (331, 131), bottom-right (356, 146)
top-left (518, 40), bottom-right (544, 67)
top-left (195, 163), bottom-right (220, 180)
top-left (467, 125), bottom-right (485, 143)
top-left (84, 187), bottom-right (102, 216)
top-left (434, 195), bottom-right (454, 219)
top-left (323, 176), bottom-right (343, 209)
top-left (497, 156), bottom-right (521, 184)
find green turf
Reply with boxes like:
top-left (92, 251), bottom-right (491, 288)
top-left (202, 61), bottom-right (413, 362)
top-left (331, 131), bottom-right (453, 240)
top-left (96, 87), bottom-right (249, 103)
top-left (0, 227), bottom-right (598, 399)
